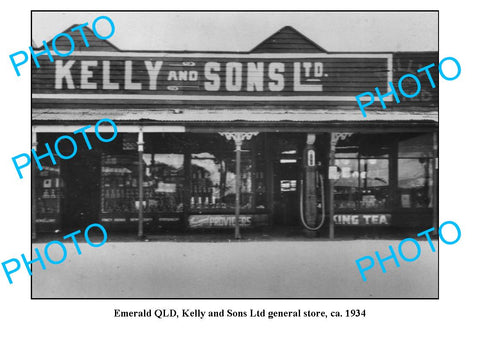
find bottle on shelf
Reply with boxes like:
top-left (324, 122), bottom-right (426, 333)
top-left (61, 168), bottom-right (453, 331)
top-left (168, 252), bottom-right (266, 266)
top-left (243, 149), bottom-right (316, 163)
top-left (212, 196), bottom-right (217, 208)
top-left (190, 196), bottom-right (195, 209)
top-left (197, 196), bottom-right (202, 209)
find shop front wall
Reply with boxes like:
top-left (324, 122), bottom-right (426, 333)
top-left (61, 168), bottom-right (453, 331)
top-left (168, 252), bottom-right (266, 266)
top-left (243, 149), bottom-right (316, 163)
top-left (31, 28), bottom-right (437, 236)
top-left (331, 132), bottom-right (434, 229)
top-left (33, 130), bottom-right (435, 234)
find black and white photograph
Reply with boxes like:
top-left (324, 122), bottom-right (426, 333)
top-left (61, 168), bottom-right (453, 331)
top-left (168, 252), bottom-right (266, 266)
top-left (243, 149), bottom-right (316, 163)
top-left (30, 11), bottom-right (439, 298)
top-left (1, 2), bottom-right (478, 339)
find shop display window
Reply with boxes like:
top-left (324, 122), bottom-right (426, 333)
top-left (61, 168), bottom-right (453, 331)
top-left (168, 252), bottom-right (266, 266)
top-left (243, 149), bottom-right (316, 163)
top-left (101, 153), bottom-right (185, 214)
top-left (334, 134), bottom-right (390, 211)
top-left (398, 133), bottom-right (434, 208)
top-left (189, 134), bottom-right (266, 212)
top-left (191, 154), bottom-right (260, 211)
top-left (333, 158), bottom-right (389, 210)
top-left (100, 154), bottom-right (139, 213)
top-left (35, 166), bottom-right (63, 221)
top-left (143, 153), bottom-right (184, 212)
top-left (333, 133), bottom-right (435, 211)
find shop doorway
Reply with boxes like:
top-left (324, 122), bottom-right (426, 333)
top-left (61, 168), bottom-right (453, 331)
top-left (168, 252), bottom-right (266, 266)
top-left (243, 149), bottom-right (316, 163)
top-left (270, 133), bottom-right (330, 232)
top-left (62, 153), bottom-right (101, 231)
top-left (273, 160), bottom-right (300, 226)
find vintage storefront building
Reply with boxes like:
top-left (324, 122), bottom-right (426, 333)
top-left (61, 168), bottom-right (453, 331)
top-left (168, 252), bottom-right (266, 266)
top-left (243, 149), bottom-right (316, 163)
top-left (32, 26), bottom-right (438, 239)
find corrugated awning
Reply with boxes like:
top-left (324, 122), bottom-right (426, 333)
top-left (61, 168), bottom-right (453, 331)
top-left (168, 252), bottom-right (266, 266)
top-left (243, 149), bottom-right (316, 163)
top-left (33, 108), bottom-right (438, 123)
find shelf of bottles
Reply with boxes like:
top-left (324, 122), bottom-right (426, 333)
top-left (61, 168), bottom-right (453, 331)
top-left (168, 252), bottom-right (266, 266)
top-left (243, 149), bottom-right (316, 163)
top-left (254, 154), bottom-right (266, 210)
top-left (100, 154), bottom-right (139, 215)
top-left (36, 166), bottom-right (63, 223)
top-left (101, 153), bottom-right (185, 224)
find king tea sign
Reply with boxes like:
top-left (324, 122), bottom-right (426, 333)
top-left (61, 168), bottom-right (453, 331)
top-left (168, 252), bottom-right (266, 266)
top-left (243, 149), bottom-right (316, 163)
top-left (32, 53), bottom-right (392, 103)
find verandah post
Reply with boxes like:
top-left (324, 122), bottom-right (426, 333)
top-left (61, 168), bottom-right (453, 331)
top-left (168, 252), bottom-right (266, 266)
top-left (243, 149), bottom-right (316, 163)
top-left (329, 133), bottom-right (335, 240)
top-left (137, 128), bottom-right (144, 239)
top-left (433, 131), bottom-right (439, 233)
top-left (219, 132), bottom-right (258, 239)
top-left (235, 140), bottom-right (241, 239)
top-left (32, 130), bottom-right (37, 240)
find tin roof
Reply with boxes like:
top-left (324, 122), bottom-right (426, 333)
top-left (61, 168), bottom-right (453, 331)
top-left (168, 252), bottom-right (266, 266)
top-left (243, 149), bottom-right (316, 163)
top-left (32, 108), bottom-right (438, 123)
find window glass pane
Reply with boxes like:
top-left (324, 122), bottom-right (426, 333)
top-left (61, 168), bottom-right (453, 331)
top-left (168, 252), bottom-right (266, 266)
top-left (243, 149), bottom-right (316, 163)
top-left (101, 154), bottom-right (138, 213)
top-left (398, 133), bottom-right (433, 158)
top-left (359, 159), bottom-right (389, 209)
top-left (36, 166), bottom-right (63, 221)
top-left (144, 153), bottom-right (184, 212)
top-left (189, 134), bottom-right (265, 212)
top-left (398, 158), bottom-right (433, 208)
top-left (191, 156), bottom-right (255, 210)
top-left (191, 157), bottom-right (235, 209)
top-left (334, 158), bottom-right (390, 210)
top-left (361, 159), bottom-right (389, 187)
top-left (334, 159), bottom-right (360, 210)
top-left (333, 133), bottom-right (392, 210)
top-left (335, 159), bottom-right (359, 187)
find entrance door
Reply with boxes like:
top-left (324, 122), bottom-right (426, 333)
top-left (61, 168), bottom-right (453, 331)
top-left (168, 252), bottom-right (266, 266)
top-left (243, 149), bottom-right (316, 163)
top-left (273, 160), bottom-right (300, 226)
top-left (62, 153), bottom-right (101, 231)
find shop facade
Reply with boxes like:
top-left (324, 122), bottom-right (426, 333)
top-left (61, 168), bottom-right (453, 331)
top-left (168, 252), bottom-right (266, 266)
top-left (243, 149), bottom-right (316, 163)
top-left (32, 26), bottom-right (438, 238)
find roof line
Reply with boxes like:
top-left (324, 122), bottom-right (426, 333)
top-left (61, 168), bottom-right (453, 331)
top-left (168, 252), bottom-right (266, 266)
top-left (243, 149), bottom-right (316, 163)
top-left (250, 25), bottom-right (327, 53)
top-left (32, 24), bottom-right (120, 51)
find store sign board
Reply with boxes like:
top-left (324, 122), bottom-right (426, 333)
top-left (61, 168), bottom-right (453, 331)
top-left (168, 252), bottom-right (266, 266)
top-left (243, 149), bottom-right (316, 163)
top-left (32, 53), bottom-right (391, 102)
top-left (334, 214), bottom-right (391, 225)
top-left (189, 214), bottom-right (268, 228)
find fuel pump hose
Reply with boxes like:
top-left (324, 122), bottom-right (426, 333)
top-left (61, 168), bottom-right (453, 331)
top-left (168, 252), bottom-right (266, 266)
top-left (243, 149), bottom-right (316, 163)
top-left (299, 172), bottom-right (326, 231)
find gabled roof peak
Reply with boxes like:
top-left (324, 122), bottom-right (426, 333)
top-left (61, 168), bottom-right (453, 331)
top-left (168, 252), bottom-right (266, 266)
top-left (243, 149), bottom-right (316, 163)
top-left (34, 24), bottom-right (119, 51)
top-left (251, 26), bottom-right (327, 53)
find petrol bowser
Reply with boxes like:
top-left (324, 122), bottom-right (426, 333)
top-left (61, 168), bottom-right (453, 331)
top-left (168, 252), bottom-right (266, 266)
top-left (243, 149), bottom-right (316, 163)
top-left (299, 134), bottom-right (326, 230)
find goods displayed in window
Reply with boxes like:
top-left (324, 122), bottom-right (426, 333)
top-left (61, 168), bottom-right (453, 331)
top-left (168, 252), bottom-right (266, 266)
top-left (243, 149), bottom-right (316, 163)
top-left (101, 153), bottom-right (185, 215)
top-left (101, 154), bottom-right (138, 213)
top-left (398, 159), bottom-right (433, 208)
top-left (333, 158), bottom-right (389, 210)
top-left (143, 153), bottom-right (184, 212)
top-left (188, 133), bottom-right (266, 213)
top-left (191, 155), bottom-right (264, 211)
top-left (333, 134), bottom-right (390, 211)
top-left (398, 133), bottom-right (434, 208)
top-left (332, 133), bottom-right (434, 212)
top-left (35, 166), bottom-right (63, 222)
top-left (33, 131), bottom-right (436, 231)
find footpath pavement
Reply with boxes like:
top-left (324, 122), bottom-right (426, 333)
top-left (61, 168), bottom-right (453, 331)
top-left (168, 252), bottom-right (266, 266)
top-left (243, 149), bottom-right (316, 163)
top-left (32, 237), bottom-right (438, 298)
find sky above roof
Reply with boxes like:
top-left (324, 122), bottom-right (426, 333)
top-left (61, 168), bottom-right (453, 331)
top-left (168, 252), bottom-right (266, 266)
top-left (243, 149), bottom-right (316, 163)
top-left (32, 12), bottom-right (438, 52)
